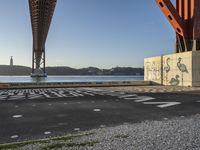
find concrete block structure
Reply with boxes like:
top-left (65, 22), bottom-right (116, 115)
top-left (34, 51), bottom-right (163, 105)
top-left (144, 0), bottom-right (200, 86)
top-left (144, 51), bottom-right (200, 86)
top-left (29, 0), bottom-right (57, 77)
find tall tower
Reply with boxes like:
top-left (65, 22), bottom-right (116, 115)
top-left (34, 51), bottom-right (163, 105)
top-left (29, 0), bottom-right (57, 77)
top-left (156, 0), bottom-right (200, 53)
top-left (10, 56), bottom-right (13, 66)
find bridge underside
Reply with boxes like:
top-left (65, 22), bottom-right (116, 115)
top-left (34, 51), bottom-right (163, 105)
top-left (29, 0), bottom-right (57, 77)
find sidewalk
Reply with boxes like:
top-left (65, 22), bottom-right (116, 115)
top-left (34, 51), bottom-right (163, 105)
top-left (99, 85), bottom-right (200, 93)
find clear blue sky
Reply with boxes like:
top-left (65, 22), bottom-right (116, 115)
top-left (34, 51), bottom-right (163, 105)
top-left (0, 0), bottom-right (176, 69)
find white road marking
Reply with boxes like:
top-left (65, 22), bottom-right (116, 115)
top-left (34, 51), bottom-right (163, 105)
top-left (40, 92), bottom-right (51, 98)
top-left (69, 91), bottom-right (79, 97)
top-left (28, 94), bottom-right (43, 100)
top-left (142, 102), bottom-right (181, 108)
top-left (73, 91), bottom-right (84, 97)
top-left (12, 115), bottom-right (23, 118)
top-left (134, 96), bottom-right (155, 102)
top-left (74, 128), bottom-right (80, 131)
top-left (58, 91), bottom-right (67, 97)
top-left (0, 96), bottom-right (7, 100)
top-left (119, 94), bottom-right (137, 99)
top-left (83, 92), bottom-right (94, 96)
top-left (44, 131), bottom-right (51, 135)
top-left (50, 91), bottom-right (63, 98)
top-left (10, 135), bottom-right (19, 139)
top-left (9, 95), bottom-right (25, 100)
top-left (93, 109), bottom-right (101, 112)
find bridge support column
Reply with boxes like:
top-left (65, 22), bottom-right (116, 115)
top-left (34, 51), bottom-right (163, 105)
top-left (31, 51), bottom-right (47, 78)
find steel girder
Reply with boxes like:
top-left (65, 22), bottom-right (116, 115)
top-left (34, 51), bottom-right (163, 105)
top-left (29, 0), bottom-right (57, 76)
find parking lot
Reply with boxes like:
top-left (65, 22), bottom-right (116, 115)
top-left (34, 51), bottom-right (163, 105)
top-left (0, 88), bottom-right (200, 143)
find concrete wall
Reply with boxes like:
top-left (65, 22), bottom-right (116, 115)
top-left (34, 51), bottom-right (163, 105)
top-left (144, 56), bottom-right (162, 84)
top-left (144, 51), bottom-right (199, 86)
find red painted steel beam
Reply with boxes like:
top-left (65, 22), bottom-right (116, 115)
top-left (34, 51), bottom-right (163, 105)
top-left (156, 0), bottom-right (186, 37)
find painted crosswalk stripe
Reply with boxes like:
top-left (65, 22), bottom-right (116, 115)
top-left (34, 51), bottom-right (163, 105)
top-left (0, 96), bottom-right (8, 100)
top-left (119, 94), bottom-right (137, 99)
top-left (142, 102), bottom-right (181, 108)
top-left (9, 96), bottom-right (25, 100)
top-left (58, 91), bottom-right (68, 97)
top-left (134, 96), bottom-right (155, 102)
top-left (40, 92), bottom-right (51, 98)
top-left (50, 91), bottom-right (63, 98)
top-left (28, 94), bottom-right (43, 100)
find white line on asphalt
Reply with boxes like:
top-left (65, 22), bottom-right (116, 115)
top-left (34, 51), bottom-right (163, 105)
top-left (44, 131), bottom-right (51, 135)
top-left (119, 94), bottom-right (137, 99)
top-left (0, 96), bottom-right (7, 100)
top-left (10, 135), bottom-right (19, 139)
top-left (12, 115), bottom-right (23, 118)
top-left (40, 92), bottom-right (51, 98)
top-left (93, 109), bottom-right (101, 112)
top-left (74, 128), bottom-right (80, 131)
top-left (50, 91), bottom-right (63, 98)
top-left (28, 95), bottom-right (43, 100)
top-left (58, 91), bottom-right (67, 97)
top-left (142, 102), bottom-right (181, 108)
top-left (83, 92), bottom-right (94, 96)
top-left (134, 96), bottom-right (155, 102)
top-left (9, 95), bottom-right (25, 100)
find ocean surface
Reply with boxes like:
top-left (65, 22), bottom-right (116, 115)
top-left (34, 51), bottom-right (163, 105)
top-left (0, 76), bottom-right (144, 83)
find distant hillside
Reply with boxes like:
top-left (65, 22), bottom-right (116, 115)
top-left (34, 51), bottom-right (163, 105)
top-left (0, 65), bottom-right (144, 76)
top-left (0, 65), bottom-right (31, 75)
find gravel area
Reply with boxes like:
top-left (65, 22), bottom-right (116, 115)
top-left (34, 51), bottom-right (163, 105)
top-left (3, 114), bottom-right (200, 150)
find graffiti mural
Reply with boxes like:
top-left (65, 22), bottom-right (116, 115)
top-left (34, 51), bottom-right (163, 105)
top-left (145, 60), bottom-right (161, 82)
top-left (169, 75), bottom-right (180, 86)
top-left (163, 57), bottom-right (170, 84)
top-left (177, 57), bottom-right (189, 86)
top-left (145, 53), bottom-right (192, 86)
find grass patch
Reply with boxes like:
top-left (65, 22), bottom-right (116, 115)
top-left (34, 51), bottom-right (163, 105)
top-left (51, 132), bottom-right (94, 141)
top-left (114, 134), bottom-right (129, 139)
top-left (0, 132), bottom-right (94, 150)
top-left (0, 140), bottom-right (49, 150)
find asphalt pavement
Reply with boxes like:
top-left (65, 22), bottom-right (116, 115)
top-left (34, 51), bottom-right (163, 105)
top-left (0, 87), bottom-right (200, 144)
